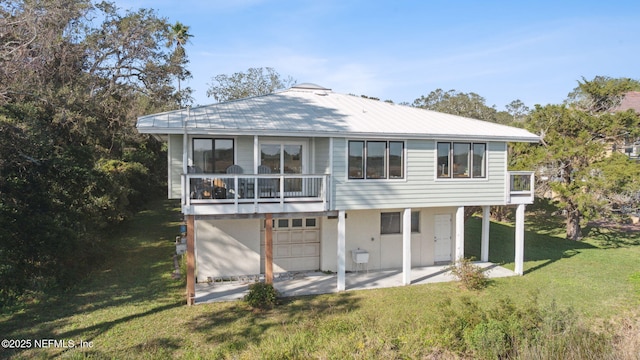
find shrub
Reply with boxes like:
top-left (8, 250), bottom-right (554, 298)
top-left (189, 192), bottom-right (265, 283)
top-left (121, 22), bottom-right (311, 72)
top-left (429, 295), bottom-right (614, 359)
top-left (464, 319), bottom-right (510, 359)
top-left (430, 296), bottom-right (486, 352)
top-left (244, 282), bottom-right (278, 309)
top-left (448, 257), bottom-right (488, 290)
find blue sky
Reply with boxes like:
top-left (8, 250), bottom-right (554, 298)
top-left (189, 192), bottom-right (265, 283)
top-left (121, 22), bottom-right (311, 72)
top-left (114, 0), bottom-right (640, 109)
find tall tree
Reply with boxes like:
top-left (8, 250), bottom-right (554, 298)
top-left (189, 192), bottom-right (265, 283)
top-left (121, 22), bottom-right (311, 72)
top-left (412, 89), bottom-right (518, 124)
top-left (0, 0), bottom-right (190, 304)
top-left (166, 21), bottom-right (193, 107)
top-left (514, 103), bottom-right (640, 240)
top-left (505, 99), bottom-right (530, 122)
top-left (206, 67), bottom-right (295, 103)
top-left (565, 76), bottom-right (640, 114)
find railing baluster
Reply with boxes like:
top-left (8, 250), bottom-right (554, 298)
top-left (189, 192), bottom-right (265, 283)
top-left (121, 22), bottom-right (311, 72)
top-left (183, 174), bottom-right (330, 212)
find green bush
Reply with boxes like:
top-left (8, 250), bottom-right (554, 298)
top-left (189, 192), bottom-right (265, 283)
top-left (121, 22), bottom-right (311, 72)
top-left (244, 282), bottom-right (278, 309)
top-left (464, 319), bottom-right (510, 359)
top-left (431, 296), bottom-right (486, 351)
top-left (448, 257), bottom-right (488, 290)
top-left (429, 295), bottom-right (614, 359)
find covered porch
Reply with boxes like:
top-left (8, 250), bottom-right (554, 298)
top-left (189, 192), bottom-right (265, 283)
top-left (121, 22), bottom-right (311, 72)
top-left (194, 262), bottom-right (516, 303)
top-left (183, 202), bottom-right (530, 305)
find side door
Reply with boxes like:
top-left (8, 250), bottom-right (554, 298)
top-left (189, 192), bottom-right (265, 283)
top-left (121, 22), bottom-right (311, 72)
top-left (434, 214), bottom-right (452, 262)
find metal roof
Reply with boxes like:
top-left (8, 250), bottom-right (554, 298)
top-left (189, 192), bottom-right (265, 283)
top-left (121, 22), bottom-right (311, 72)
top-left (136, 86), bottom-right (540, 142)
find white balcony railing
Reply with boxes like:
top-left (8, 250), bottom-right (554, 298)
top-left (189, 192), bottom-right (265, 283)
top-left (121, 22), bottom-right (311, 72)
top-left (181, 173), bottom-right (329, 214)
top-left (507, 171), bottom-right (534, 204)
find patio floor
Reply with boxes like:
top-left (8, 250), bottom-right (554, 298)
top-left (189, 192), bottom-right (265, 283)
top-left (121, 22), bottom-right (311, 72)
top-left (194, 262), bottom-right (516, 304)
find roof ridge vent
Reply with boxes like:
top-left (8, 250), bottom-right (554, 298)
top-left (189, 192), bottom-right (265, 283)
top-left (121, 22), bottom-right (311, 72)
top-left (291, 83), bottom-right (332, 91)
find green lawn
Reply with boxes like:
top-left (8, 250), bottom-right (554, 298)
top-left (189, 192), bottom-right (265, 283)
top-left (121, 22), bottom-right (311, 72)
top-left (1, 200), bottom-right (639, 359)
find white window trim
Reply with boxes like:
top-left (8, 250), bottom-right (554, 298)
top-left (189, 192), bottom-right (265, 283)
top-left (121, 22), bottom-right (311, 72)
top-left (379, 210), bottom-right (421, 235)
top-left (345, 139), bottom-right (408, 182)
top-left (434, 140), bottom-right (490, 182)
top-left (188, 136), bottom-right (238, 172)
top-left (258, 138), bottom-right (309, 175)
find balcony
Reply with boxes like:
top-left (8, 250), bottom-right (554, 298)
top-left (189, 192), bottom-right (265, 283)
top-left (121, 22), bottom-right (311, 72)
top-left (181, 173), bottom-right (330, 215)
top-left (507, 171), bottom-right (534, 204)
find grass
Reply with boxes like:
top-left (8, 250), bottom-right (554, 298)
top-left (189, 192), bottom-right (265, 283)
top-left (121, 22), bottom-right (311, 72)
top-left (1, 199), bottom-right (639, 358)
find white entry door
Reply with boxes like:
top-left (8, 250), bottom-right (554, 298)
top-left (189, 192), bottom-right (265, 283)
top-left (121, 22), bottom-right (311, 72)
top-left (434, 214), bottom-right (452, 262)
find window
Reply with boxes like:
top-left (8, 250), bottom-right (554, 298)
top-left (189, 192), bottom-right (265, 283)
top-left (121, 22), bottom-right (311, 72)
top-left (411, 211), bottom-right (420, 233)
top-left (437, 142), bottom-right (451, 178)
top-left (348, 140), bottom-right (405, 179)
top-left (381, 212), bottom-right (401, 234)
top-left (366, 141), bottom-right (386, 179)
top-left (348, 141), bottom-right (364, 179)
top-left (381, 211), bottom-right (420, 234)
top-left (278, 219), bottom-right (289, 228)
top-left (472, 143), bottom-right (486, 178)
top-left (453, 143), bottom-right (470, 178)
top-left (389, 142), bottom-right (404, 179)
top-left (437, 142), bottom-right (486, 179)
top-left (193, 138), bottom-right (234, 173)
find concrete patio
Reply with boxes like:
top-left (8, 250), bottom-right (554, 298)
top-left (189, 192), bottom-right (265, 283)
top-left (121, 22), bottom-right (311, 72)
top-left (194, 262), bottom-right (516, 304)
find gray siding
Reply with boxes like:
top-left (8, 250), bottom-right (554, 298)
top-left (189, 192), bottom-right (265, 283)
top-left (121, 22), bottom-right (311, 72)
top-left (168, 134), bottom-right (183, 199)
top-left (333, 139), bottom-right (507, 210)
top-left (314, 138), bottom-right (331, 174)
top-left (236, 136), bottom-right (254, 173)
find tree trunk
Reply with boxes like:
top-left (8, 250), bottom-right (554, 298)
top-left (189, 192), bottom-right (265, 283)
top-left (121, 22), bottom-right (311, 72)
top-left (464, 206), bottom-right (480, 222)
top-left (566, 206), bottom-right (582, 241)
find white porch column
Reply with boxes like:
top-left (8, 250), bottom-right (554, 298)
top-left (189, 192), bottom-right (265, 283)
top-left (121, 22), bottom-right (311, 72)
top-left (402, 208), bottom-right (412, 285)
top-left (514, 204), bottom-right (526, 275)
top-left (455, 206), bottom-right (465, 261)
top-left (337, 210), bottom-right (346, 291)
top-left (481, 206), bottom-right (490, 262)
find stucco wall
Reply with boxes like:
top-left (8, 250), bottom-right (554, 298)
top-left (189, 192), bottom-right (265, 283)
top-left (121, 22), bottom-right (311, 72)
top-left (195, 218), bottom-right (261, 281)
top-left (320, 207), bottom-right (456, 272)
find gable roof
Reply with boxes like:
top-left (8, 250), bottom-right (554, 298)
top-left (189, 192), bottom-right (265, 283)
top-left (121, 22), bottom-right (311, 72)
top-left (137, 85), bottom-right (539, 142)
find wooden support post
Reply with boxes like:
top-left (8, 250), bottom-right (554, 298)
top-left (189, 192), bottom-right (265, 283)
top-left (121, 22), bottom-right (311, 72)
top-left (186, 215), bottom-right (195, 306)
top-left (265, 213), bottom-right (273, 284)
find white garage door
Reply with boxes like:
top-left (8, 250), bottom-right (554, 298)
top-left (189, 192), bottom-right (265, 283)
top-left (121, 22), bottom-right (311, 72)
top-left (261, 217), bottom-right (320, 273)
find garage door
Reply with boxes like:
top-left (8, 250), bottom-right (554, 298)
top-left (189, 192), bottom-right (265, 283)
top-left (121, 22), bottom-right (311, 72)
top-left (261, 217), bottom-right (320, 273)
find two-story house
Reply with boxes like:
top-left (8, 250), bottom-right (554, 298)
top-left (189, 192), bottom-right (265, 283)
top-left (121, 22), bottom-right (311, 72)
top-left (136, 83), bottom-right (539, 304)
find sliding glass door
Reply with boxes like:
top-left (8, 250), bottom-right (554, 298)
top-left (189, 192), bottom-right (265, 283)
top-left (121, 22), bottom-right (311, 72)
top-left (260, 142), bottom-right (305, 195)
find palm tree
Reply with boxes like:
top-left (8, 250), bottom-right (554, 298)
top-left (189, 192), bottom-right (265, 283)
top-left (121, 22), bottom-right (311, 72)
top-left (167, 22), bottom-right (193, 107)
top-left (167, 22), bottom-right (192, 53)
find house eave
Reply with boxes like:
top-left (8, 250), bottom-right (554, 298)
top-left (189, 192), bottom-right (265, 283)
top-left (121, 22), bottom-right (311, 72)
top-left (136, 127), bottom-right (540, 143)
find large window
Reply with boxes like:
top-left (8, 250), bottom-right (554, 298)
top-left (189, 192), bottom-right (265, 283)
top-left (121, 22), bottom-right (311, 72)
top-left (437, 142), bottom-right (486, 179)
top-left (348, 140), bottom-right (405, 179)
top-left (193, 138), bottom-right (234, 173)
